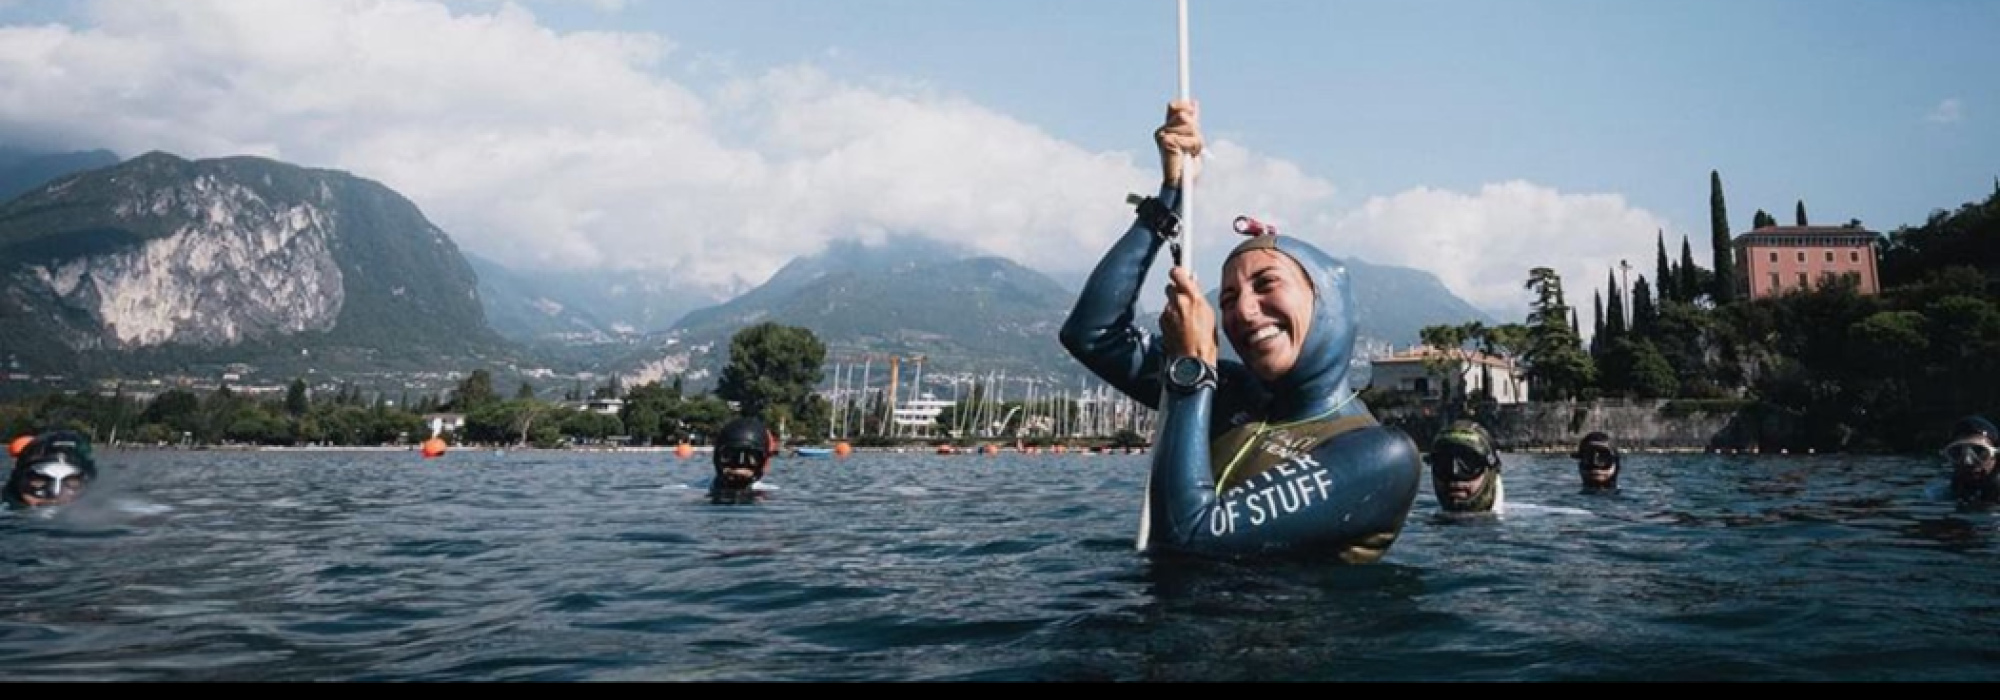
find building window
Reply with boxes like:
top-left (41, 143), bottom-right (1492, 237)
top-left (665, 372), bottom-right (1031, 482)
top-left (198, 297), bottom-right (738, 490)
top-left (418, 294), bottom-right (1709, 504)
top-left (1796, 251), bottom-right (1806, 263)
top-left (1850, 250), bottom-right (1860, 263)
top-left (1769, 251), bottom-right (1778, 263)
top-left (1769, 272), bottom-right (1780, 292)
top-left (1798, 272), bottom-right (1809, 289)
top-left (1825, 250), bottom-right (1834, 262)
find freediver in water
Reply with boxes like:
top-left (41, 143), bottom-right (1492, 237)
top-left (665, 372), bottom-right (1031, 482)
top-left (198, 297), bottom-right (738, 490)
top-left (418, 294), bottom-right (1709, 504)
top-left (1058, 99), bottom-right (1422, 561)
top-left (707, 416), bottom-right (777, 505)
top-left (1574, 431), bottom-right (1621, 493)
top-left (5, 429), bottom-right (98, 508)
top-left (1945, 415), bottom-right (2000, 505)
top-left (1427, 420), bottom-right (1503, 515)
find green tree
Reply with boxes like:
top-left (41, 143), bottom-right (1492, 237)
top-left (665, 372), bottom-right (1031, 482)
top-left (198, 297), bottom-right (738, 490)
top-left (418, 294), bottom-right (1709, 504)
top-left (285, 378), bottom-right (309, 416)
top-left (625, 404), bottom-right (660, 445)
top-left (787, 394), bottom-right (834, 443)
top-left (1626, 340), bottom-right (1678, 399)
top-left (1679, 234), bottom-right (1702, 303)
top-left (1651, 300), bottom-right (1721, 396)
top-left (677, 395), bottom-right (735, 443)
top-left (1603, 269), bottom-right (1627, 340)
top-left (561, 410), bottom-right (624, 442)
top-left (452, 369), bottom-right (498, 412)
top-left (1597, 337), bottom-right (1676, 399)
top-left (1591, 291), bottom-right (1604, 354)
top-left (1710, 170), bottom-right (1737, 303)
top-left (515, 381), bottom-right (536, 400)
top-left (142, 389), bottom-right (202, 439)
top-left (1753, 209), bottom-right (1776, 229)
top-left (1655, 230), bottom-right (1675, 305)
top-left (716, 322), bottom-right (828, 422)
top-left (1796, 199), bottom-right (1809, 226)
top-left (1631, 276), bottom-right (1657, 337)
top-left (1881, 185), bottom-right (2000, 289)
top-left (1921, 295), bottom-right (2000, 424)
top-left (1419, 323), bottom-right (1476, 419)
top-left (1523, 267), bottom-right (1596, 400)
top-left (1484, 323), bottom-right (1533, 402)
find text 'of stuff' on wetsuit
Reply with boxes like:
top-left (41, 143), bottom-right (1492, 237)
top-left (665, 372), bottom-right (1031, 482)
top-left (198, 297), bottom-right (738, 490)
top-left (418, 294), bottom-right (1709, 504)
top-left (1058, 184), bottom-right (1423, 561)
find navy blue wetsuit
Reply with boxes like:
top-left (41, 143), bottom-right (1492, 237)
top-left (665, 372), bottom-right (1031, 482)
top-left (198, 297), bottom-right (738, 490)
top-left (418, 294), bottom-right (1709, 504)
top-left (1059, 186), bottom-right (1422, 561)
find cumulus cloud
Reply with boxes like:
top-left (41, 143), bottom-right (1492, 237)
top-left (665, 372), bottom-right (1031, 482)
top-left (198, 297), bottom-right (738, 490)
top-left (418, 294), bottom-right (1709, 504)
top-left (1319, 183), bottom-right (1673, 320)
top-left (1926, 97), bottom-right (1963, 124)
top-left (0, 0), bottom-right (1669, 320)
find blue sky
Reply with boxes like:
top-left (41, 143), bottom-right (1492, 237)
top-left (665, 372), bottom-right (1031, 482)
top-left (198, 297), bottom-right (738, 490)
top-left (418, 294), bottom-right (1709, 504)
top-left (0, 0), bottom-right (1992, 320)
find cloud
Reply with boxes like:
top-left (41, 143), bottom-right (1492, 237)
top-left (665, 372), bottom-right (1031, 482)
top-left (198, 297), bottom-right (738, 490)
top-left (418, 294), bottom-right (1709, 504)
top-left (0, 0), bottom-right (1670, 323)
top-left (1319, 182), bottom-right (1674, 321)
top-left (1926, 98), bottom-right (1963, 124)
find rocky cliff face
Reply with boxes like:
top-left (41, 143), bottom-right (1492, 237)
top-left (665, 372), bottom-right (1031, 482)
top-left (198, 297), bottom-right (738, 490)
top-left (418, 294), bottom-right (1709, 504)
top-left (0, 151), bottom-right (495, 370)
top-left (27, 169), bottom-right (345, 347)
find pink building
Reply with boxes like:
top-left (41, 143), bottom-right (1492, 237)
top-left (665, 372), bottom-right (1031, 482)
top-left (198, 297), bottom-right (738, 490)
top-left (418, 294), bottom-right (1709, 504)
top-left (1732, 225), bottom-right (1882, 300)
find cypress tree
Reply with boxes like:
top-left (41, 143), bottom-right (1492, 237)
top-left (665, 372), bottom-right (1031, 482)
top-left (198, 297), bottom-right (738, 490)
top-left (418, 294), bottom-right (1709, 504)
top-left (1604, 269), bottom-right (1627, 339)
top-left (1655, 230), bottom-right (1675, 303)
top-left (1592, 291), bottom-right (1605, 354)
top-left (1679, 234), bottom-right (1700, 302)
top-left (1710, 170), bottom-right (1737, 303)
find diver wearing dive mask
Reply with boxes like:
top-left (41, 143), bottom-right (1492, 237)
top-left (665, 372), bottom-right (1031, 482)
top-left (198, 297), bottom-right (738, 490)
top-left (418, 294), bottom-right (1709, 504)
top-left (6, 430), bottom-right (97, 507)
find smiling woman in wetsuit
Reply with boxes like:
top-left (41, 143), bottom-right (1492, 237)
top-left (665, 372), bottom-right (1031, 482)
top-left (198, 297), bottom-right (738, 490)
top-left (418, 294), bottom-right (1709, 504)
top-left (1058, 99), bottom-right (1422, 561)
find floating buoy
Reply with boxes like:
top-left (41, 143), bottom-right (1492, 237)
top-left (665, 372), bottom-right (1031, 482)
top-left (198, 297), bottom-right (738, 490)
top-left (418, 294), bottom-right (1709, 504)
top-left (834, 441), bottom-right (852, 457)
top-left (420, 437), bottom-right (447, 459)
top-left (675, 442), bottom-right (694, 459)
top-left (979, 443), bottom-right (999, 455)
top-left (936, 444), bottom-right (956, 455)
top-left (8, 435), bottom-right (31, 458)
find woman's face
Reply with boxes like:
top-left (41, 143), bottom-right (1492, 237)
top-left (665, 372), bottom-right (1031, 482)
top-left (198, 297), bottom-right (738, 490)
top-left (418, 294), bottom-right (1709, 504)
top-left (1219, 249), bottom-right (1315, 383)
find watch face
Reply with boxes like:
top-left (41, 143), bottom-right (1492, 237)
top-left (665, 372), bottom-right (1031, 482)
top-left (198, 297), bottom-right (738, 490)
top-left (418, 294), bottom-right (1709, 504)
top-left (1170, 357), bottom-right (1207, 387)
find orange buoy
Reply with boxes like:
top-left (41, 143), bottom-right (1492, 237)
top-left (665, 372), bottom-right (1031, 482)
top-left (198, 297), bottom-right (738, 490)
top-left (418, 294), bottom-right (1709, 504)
top-left (834, 441), bottom-right (852, 457)
top-left (8, 435), bottom-right (32, 458)
top-left (675, 442), bottom-right (694, 459)
top-left (979, 443), bottom-right (999, 456)
top-left (420, 437), bottom-right (447, 459)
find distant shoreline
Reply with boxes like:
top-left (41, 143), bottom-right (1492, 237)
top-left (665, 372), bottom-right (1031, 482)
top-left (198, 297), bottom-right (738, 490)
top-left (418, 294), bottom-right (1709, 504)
top-left (101, 444), bottom-right (693, 453)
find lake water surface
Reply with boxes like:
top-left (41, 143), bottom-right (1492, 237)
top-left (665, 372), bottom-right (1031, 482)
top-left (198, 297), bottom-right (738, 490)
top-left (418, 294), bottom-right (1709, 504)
top-left (4, 448), bottom-right (1996, 681)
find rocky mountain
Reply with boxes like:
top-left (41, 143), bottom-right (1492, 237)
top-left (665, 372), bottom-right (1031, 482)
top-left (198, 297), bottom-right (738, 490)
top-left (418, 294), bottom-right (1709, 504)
top-left (615, 236), bottom-right (1080, 390)
top-left (1345, 257), bottom-right (1499, 347)
top-left (0, 151), bottom-right (501, 376)
top-left (0, 148), bottom-right (120, 203)
top-left (610, 235), bottom-right (1496, 392)
top-left (0, 148), bottom-right (1496, 393)
top-left (468, 252), bottom-right (719, 344)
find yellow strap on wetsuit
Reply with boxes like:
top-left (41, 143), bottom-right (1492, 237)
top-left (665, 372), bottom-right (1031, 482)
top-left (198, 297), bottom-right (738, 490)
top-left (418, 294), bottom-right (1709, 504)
top-left (1212, 393), bottom-right (1367, 495)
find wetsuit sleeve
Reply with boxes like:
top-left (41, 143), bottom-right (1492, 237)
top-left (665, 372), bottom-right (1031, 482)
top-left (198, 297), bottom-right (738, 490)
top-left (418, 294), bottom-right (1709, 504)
top-left (1149, 409), bottom-right (1425, 560)
top-left (1058, 185), bottom-right (1180, 408)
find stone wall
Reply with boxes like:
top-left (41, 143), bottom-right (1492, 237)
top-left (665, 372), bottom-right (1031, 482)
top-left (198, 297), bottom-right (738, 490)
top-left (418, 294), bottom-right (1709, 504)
top-left (1377, 400), bottom-right (1805, 452)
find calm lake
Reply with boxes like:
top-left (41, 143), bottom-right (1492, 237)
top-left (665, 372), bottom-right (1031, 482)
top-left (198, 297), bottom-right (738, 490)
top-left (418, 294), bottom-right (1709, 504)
top-left (4, 448), bottom-right (1997, 681)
